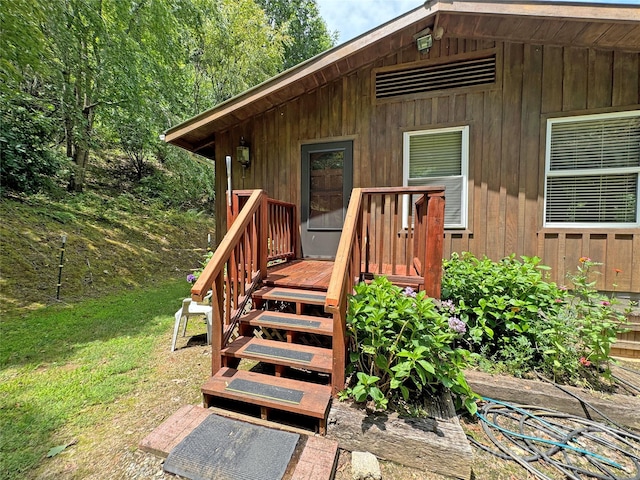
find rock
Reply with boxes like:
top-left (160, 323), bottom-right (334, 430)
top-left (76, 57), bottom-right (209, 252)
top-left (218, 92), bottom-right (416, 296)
top-left (351, 451), bottom-right (382, 480)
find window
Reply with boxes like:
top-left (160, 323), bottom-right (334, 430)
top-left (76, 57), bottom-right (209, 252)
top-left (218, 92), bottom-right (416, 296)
top-left (544, 111), bottom-right (640, 228)
top-left (403, 126), bottom-right (469, 229)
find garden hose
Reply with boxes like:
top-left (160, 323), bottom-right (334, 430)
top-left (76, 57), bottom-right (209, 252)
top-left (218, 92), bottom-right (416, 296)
top-left (612, 374), bottom-right (640, 395)
top-left (469, 397), bottom-right (640, 480)
top-left (534, 372), bottom-right (627, 431)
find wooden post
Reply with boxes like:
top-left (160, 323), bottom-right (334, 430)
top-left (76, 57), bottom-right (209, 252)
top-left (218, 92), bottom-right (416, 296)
top-left (423, 192), bottom-right (445, 299)
top-left (259, 192), bottom-right (268, 279)
top-left (211, 274), bottom-right (224, 376)
top-left (331, 308), bottom-right (346, 396)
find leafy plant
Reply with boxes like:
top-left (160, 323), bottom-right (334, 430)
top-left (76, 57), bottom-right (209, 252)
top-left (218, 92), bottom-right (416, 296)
top-left (342, 277), bottom-right (478, 414)
top-left (442, 252), bottom-right (629, 385)
top-left (565, 257), bottom-right (629, 372)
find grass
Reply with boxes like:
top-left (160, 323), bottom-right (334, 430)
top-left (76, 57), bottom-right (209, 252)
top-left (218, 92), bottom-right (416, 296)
top-left (0, 279), bottom-right (187, 479)
top-left (0, 192), bottom-right (214, 316)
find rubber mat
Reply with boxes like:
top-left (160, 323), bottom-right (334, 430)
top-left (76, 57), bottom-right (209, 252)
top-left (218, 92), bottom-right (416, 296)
top-left (259, 314), bottom-right (322, 329)
top-left (225, 378), bottom-right (304, 404)
top-left (266, 290), bottom-right (325, 302)
top-left (244, 343), bottom-right (313, 363)
top-left (163, 414), bottom-right (299, 480)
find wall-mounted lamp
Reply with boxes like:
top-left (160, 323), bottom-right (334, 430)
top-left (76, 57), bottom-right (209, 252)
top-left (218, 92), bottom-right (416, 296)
top-left (416, 33), bottom-right (433, 53)
top-left (414, 26), bottom-right (443, 54)
top-left (237, 137), bottom-right (250, 170)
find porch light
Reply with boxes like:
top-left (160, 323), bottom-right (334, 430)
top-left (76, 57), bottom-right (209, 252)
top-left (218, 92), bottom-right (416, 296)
top-left (416, 33), bottom-right (433, 53)
top-left (237, 137), bottom-right (250, 169)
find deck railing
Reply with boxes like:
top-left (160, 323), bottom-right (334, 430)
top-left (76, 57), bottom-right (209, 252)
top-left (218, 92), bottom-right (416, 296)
top-left (228, 190), bottom-right (296, 263)
top-left (192, 189), bottom-right (268, 375)
top-left (325, 186), bottom-right (445, 394)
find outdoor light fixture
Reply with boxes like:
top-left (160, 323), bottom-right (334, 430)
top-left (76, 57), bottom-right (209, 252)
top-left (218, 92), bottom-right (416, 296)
top-left (414, 26), bottom-right (443, 54)
top-left (237, 137), bottom-right (250, 169)
top-left (416, 33), bottom-right (433, 53)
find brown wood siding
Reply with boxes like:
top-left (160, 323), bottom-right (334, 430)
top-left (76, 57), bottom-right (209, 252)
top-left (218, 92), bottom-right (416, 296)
top-left (213, 38), bottom-right (640, 293)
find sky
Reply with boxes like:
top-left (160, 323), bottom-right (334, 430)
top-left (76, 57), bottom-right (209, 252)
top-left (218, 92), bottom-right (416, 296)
top-left (315, 0), bottom-right (640, 44)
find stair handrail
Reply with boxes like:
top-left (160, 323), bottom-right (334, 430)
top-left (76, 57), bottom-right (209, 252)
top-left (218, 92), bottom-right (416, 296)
top-left (228, 190), bottom-right (297, 263)
top-left (192, 189), bottom-right (268, 375)
top-left (324, 186), bottom-right (445, 395)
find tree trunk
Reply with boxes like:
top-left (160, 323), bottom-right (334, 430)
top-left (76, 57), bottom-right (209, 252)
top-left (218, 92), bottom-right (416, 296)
top-left (67, 102), bottom-right (95, 193)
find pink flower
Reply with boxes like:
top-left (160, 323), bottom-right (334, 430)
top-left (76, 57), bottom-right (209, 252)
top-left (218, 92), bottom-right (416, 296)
top-left (579, 357), bottom-right (591, 367)
top-left (601, 300), bottom-right (611, 307)
top-left (558, 285), bottom-right (568, 291)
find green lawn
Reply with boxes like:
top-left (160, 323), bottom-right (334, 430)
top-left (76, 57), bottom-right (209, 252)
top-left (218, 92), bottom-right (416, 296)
top-left (0, 279), bottom-right (186, 479)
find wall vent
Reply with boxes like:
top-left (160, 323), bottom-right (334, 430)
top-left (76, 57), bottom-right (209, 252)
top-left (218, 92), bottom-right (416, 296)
top-left (375, 55), bottom-right (496, 100)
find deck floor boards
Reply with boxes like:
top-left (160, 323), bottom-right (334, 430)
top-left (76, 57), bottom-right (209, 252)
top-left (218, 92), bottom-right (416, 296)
top-left (266, 259), bottom-right (422, 291)
top-left (266, 260), bottom-right (333, 290)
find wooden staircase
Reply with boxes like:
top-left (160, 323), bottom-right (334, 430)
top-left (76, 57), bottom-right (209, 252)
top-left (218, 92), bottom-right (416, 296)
top-left (190, 188), bottom-right (446, 435)
top-left (202, 274), bottom-right (334, 433)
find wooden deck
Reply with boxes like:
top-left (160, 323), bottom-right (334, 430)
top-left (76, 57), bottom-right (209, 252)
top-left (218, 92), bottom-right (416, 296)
top-left (266, 260), bottom-right (334, 290)
top-left (265, 259), bottom-right (421, 291)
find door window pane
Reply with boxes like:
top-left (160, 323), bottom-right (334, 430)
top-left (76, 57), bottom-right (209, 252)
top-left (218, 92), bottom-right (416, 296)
top-left (309, 150), bottom-right (344, 229)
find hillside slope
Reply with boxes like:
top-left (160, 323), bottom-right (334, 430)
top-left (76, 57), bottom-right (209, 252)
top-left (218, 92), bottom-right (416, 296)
top-left (0, 193), bottom-right (216, 316)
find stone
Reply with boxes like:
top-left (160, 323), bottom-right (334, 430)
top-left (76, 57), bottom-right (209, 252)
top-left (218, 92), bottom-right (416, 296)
top-left (351, 451), bottom-right (382, 480)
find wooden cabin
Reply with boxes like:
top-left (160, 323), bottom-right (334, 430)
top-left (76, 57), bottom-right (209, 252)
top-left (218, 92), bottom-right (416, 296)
top-left (165, 0), bottom-right (640, 431)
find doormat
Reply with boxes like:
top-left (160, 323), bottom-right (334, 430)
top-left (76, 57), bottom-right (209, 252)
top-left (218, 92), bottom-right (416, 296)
top-left (225, 378), bottom-right (304, 404)
top-left (163, 414), bottom-right (299, 480)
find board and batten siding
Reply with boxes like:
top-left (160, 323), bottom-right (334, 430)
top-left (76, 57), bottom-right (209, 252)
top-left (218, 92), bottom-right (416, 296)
top-left (214, 38), bottom-right (640, 293)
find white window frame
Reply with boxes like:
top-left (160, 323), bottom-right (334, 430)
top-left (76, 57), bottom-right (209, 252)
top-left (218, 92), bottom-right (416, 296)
top-left (543, 110), bottom-right (640, 229)
top-left (402, 126), bottom-right (469, 229)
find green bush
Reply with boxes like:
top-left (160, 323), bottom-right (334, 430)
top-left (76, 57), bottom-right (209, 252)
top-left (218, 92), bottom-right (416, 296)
top-left (342, 277), bottom-right (478, 414)
top-left (442, 252), bottom-right (629, 384)
top-left (0, 93), bottom-right (68, 195)
top-left (442, 253), bottom-right (568, 355)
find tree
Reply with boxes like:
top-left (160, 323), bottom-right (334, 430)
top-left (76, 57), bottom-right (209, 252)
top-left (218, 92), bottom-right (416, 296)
top-left (0, 0), bottom-right (332, 196)
top-left (185, 0), bottom-right (288, 112)
top-left (256, 0), bottom-right (337, 69)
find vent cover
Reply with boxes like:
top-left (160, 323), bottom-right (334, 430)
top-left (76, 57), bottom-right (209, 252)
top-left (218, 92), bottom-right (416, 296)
top-left (376, 55), bottom-right (496, 100)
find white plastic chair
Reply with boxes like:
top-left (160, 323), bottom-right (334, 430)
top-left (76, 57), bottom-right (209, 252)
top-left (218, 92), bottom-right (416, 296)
top-left (171, 295), bottom-right (213, 352)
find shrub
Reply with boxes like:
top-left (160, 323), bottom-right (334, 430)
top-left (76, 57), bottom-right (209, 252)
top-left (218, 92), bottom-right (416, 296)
top-left (442, 252), bottom-right (628, 385)
top-left (0, 93), bottom-right (68, 195)
top-left (342, 277), bottom-right (478, 414)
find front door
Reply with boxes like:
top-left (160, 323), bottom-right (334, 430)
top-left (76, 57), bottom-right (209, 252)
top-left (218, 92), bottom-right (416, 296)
top-left (300, 141), bottom-right (353, 259)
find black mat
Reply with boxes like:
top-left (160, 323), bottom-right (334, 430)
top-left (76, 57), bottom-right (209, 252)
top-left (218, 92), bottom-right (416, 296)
top-left (269, 290), bottom-right (325, 301)
top-left (245, 343), bottom-right (313, 363)
top-left (163, 414), bottom-right (299, 480)
top-left (260, 314), bottom-right (322, 329)
top-left (226, 378), bottom-right (304, 404)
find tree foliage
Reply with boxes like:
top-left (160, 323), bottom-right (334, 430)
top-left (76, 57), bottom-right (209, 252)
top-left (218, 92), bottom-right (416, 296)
top-left (257, 0), bottom-right (338, 69)
top-left (0, 0), bottom-right (335, 197)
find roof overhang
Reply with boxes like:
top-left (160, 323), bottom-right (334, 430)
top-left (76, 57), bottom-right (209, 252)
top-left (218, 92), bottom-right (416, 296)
top-left (165, 0), bottom-right (640, 158)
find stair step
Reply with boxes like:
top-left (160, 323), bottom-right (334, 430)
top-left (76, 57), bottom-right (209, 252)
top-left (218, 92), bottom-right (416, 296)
top-left (202, 367), bottom-right (332, 422)
top-left (253, 286), bottom-right (326, 306)
top-left (242, 310), bottom-right (333, 337)
top-left (222, 336), bottom-right (332, 373)
top-left (621, 322), bottom-right (640, 332)
top-left (612, 340), bottom-right (640, 351)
